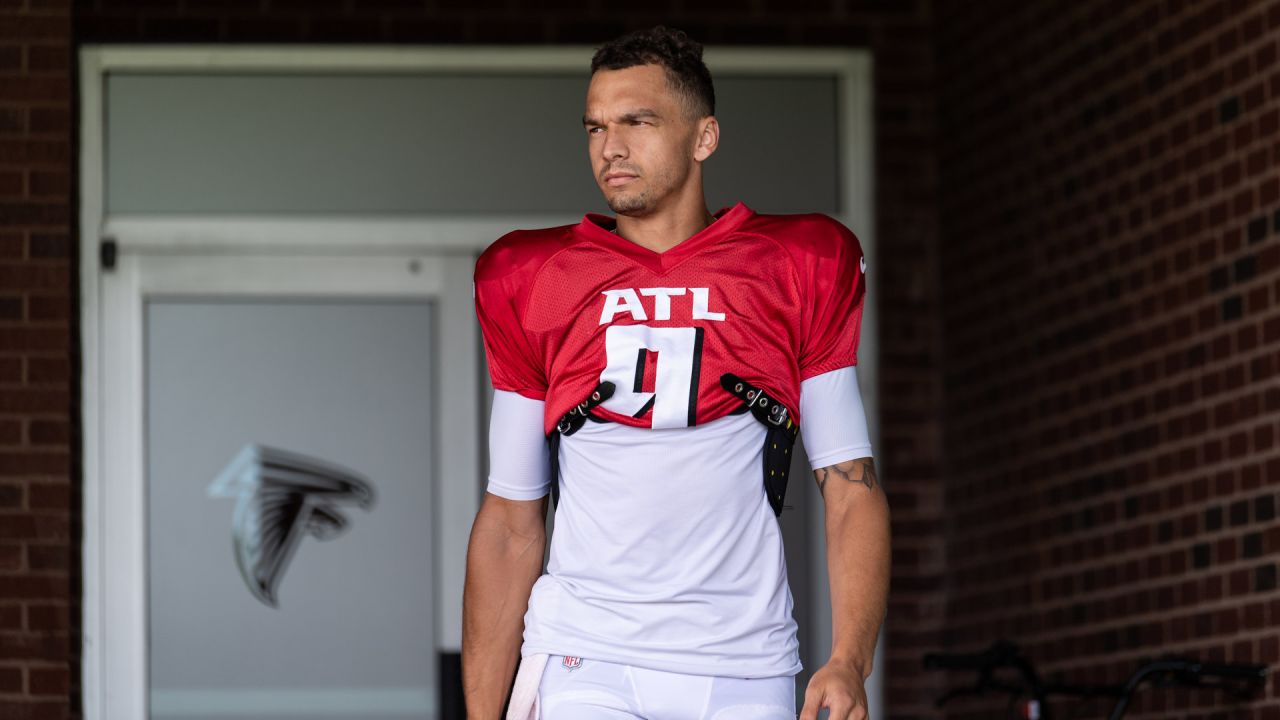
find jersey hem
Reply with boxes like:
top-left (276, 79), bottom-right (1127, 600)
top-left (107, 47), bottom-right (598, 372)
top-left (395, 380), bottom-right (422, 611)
top-left (521, 643), bottom-right (802, 680)
top-left (492, 384), bottom-right (548, 401)
top-left (798, 355), bottom-right (858, 382)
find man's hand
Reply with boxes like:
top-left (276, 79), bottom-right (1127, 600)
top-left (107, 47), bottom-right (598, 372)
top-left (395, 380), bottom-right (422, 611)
top-left (799, 658), bottom-right (870, 720)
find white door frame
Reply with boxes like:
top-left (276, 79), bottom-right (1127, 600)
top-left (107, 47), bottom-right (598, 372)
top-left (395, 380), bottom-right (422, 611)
top-left (78, 44), bottom-right (877, 719)
top-left (96, 251), bottom-right (477, 718)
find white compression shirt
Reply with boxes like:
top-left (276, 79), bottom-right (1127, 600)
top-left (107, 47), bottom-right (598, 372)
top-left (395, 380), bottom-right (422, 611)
top-left (796, 363), bottom-right (873, 469)
top-left (484, 364), bottom-right (873, 676)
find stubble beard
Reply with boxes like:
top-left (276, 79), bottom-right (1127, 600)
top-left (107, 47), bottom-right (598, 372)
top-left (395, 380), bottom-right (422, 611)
top-left (607, 188), bottom-right (652, 215)
top-left (604, 165), bottom-right (683, 217)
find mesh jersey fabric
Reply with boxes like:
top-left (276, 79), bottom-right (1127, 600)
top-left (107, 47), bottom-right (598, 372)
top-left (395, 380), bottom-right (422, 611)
top-left (472, 201), bottom-right (867, 436)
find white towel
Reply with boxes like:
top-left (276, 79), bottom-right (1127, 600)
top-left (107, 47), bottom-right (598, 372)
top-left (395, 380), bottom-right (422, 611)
top-left (506, 652), bottom-right (549, 720)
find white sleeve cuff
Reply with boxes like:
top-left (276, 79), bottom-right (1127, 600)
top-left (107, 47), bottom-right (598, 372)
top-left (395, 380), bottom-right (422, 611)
top-left (484, 389), bottom-right (551, 500)
top-left (799, 365), bottom-right (873, 471)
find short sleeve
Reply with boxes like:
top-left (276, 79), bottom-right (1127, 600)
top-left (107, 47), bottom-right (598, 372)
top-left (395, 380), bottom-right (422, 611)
top-left (473, 256), bottom-right (548, 401)
top-left (797, 219), bottom-right (867, 380)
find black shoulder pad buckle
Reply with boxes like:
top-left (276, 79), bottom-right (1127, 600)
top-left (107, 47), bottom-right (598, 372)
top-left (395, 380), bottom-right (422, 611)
top-left (555, 381), bottom-right (615, 436)
top-left (720, 372), bottom-right (795, 431)
top-left (719, 372), bottom-right (798, 518)
top-left (548, 380), bottom-right (616, 511)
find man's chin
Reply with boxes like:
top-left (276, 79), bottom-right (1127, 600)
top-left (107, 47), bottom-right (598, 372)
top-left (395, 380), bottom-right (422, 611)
top-left (606, 193), bottom-right (651, 216)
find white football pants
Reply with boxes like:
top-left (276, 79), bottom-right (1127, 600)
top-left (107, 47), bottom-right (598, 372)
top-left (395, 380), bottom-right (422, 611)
top-left (535, 653), bottom-right (796, 720)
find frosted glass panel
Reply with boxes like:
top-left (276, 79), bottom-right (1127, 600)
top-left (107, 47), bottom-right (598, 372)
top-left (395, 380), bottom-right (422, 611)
top-left (145, 299), bottom-right (437, 719)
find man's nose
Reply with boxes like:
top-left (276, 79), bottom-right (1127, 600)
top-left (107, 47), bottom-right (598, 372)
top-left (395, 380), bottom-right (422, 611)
top-left (600, 125), bottom-right (627, 160)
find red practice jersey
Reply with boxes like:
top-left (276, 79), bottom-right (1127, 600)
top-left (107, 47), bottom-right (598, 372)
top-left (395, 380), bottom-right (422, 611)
top-left (473, 201), bottom-right (866, 437)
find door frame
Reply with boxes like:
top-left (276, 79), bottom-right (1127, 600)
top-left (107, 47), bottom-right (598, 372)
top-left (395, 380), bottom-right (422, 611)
top-left (98, 251), bottom-right (475, 718)
top-left (78, 43), bottom-right (877, 719)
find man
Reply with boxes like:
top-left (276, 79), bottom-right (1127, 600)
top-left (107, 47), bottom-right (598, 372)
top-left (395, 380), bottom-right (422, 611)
top-left (463, 25), bottom-right (890, 720)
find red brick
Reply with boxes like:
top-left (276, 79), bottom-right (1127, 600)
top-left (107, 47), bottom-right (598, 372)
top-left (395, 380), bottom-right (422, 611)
top-left (0, 604), bottom-right (21, 627)
top-left (0, 631), bottom-right (69, 663)
top-left (0, 203), bottom-right (68, 226)
top-left (26, 421), bottom-right (65, 446)
top-left (0, 701), bottom-right (70, 720)
top-left (25, 357), bottom-right (67, 384)
top-left (25, 544), bottom-right (66, 571)
top-left (0, 328), bottom-right (68, 353)
top-left (0, 17), bottom-right (67, 40)
top-left (26, 296), bottom-right (67, 322)
top-left (0, 514), bottom-right (67, 541)
top-left (25, 604), bottom-right (66, 632)
top-left (26, 108), bottom-right (68, 135)
top-left (0, 575), bottom-right (68, 602)
top-left (0, 453), bottom-right (68, 476)
top-left (0, 233), bottom-right (21, 259)
top-left (25, 484), bottom-right (66, 510)
top-left (25, 45), bottom-right (69, 73)
top-left (0, 77), bottom-right (70, 103)
top-left (26, 171), bottom-right (66, 198)
top-left (0, 542), bottom-right (21, 569)
top-left (0, 45), bottom-right (21, 73)
top-left (0, 264), bottom-right (68, 292)
top-left (0, 140), bottom-right (69, 164)
top-left (0, 484), bottom-right (23, 509)
top-left (0, 667), bottom-right (19, 693)
top-left (0, 295), bottom-right (20, 321)
top-left (27, 232), bottom-right (67, 259)
top-left (0, 170), bottom-right (22, 197)
top-left (27, 667), bottom-right (67, 695)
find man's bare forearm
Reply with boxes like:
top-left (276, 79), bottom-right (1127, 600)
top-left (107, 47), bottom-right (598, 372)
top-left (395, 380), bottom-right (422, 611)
top-left (461, 501), bottom-right (547, 719)
top-left (814, 456), bottom-right (890, 677)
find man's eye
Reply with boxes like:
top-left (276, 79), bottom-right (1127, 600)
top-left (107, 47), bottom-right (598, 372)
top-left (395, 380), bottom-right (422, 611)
top-left (587, 126), bottom-right (603, 134)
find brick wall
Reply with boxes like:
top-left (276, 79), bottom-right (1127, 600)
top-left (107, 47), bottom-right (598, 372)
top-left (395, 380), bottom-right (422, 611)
top-left (0, 1), bottom-right (942, 718)
top-left (0, 0), bottom-right (79, 719)
top-left (933, 1), bottom-right (1280, 718)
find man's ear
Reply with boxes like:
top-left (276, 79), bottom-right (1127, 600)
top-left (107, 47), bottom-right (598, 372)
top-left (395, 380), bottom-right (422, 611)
top-left (693, 115), bottom-right (719, 162)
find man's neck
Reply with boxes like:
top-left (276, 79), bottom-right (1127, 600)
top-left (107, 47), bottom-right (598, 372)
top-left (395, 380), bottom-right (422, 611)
top-left (613, 196), bottom-right (715, 254)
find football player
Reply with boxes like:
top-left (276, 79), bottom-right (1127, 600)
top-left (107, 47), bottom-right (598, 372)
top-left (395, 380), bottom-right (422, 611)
top-left (462, 25), bottom-right (890, 720)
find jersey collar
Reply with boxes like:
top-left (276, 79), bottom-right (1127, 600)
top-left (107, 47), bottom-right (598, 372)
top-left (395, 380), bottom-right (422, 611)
top-left (576, 201), bottom-right (754, 275)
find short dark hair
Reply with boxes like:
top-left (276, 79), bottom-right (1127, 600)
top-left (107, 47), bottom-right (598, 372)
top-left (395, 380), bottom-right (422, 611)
top-left (590, 25), bottom-right (715, 119)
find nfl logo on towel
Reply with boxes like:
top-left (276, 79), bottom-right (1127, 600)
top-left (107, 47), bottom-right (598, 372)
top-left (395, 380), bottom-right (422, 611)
top-left (562, 656), bottom-right (583, 671)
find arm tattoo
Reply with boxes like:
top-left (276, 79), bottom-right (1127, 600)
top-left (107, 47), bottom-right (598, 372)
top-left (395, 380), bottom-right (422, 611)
top-left (814, 457), bottom-right (878, 499)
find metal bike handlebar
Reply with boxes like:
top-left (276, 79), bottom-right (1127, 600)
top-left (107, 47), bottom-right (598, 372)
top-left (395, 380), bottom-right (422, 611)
top-left (924, 641), bottom-right (1269, 720)
top-left (923, 640), bottom-right (1050, 718)
top-left (1105, 657), bottom-right (1269, 720)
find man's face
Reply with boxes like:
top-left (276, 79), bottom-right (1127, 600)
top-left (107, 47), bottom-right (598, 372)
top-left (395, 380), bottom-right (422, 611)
top-left (583, 64), bottom-right (705, 216)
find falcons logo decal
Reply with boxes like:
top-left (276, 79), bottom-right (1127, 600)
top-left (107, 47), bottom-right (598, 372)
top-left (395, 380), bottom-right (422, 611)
top-left (207, 443), bottom-right (375, 608)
